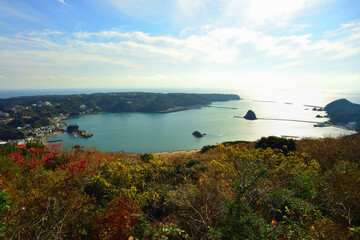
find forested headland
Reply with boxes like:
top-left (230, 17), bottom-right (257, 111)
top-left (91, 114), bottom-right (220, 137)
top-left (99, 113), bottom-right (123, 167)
top-left (0, 92), bottom-right (240, 118)
top-left (324, 99), bottom-right (360, 125)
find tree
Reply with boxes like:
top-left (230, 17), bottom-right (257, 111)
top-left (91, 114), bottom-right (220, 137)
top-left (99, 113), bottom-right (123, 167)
top-left (255, 136), bottom-right (295, 155)
top-left (66, 125), bottom-right (79, 133)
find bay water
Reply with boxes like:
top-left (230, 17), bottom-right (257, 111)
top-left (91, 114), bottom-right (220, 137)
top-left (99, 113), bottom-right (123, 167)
top-left (42, 88), bottom-right (358, 153)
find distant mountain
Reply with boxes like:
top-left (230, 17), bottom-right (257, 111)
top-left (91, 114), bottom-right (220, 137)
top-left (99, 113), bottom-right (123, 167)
top-left (324, 99), bottom-right (360, 124)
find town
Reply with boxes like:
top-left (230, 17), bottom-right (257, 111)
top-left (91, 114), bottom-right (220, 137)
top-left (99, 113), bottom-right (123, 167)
top-left (0, 99), bottom-right (89, 145)
top-left (0, 112), bottom-right (68, 146)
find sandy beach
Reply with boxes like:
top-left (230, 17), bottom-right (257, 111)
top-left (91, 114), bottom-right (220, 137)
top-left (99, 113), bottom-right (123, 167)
top-left (42, 131), bottom-right (64, 145)
top-left (152, 149), bottom-right (200, 155)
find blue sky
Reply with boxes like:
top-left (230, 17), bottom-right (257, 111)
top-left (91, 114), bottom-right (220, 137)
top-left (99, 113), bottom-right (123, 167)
top-left (0, 0), bottom-right (359, 90)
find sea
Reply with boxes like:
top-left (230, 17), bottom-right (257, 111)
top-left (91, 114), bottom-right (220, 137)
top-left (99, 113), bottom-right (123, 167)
top-left (1, 88), bottom-right (359, 153)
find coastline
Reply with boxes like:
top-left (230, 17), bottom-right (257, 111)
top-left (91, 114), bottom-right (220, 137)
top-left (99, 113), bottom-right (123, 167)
top-left (151, 149), bottom-right (200, 155)
top-left (43, 131), bottom-right (64, 145)
top-left (329, 123), bottom-right (356, 131)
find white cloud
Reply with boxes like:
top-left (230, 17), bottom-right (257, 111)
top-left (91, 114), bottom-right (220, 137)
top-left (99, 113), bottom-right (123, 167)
top-left (325, 19), bottom-right (360, 38)
top-left (0, 49), bottom-right (140, 68)
top-left (105, 0), bottom-right (170, 19)
top-left (103, 0), bottom-right (328, 27)
top-left (1, 19), bottom-right (359, 83)
top-left (30, 75), bottom-right (77, 80)
top-left (247, 0), bottom-right (308, 20)
top-left (0, 35), bottom-right (62, 49)
top-left (126, 74), bottom-right (179, 81)
top-left (276, 22), bottom-right (312, 32)
top-left (27, 29), bottom-right (62, 37)
top-left (0, 75), bottom-right (5, 79)
top-left (58, 0), bottom-right (68, 5)
top-left (71, 27), bottom-right (315, 61)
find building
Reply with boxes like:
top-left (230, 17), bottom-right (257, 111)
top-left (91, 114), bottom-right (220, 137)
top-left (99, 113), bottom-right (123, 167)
top-left (0, 118), bottom-right (14, 125)
top-left (0, 111), bottom-right (10, 117)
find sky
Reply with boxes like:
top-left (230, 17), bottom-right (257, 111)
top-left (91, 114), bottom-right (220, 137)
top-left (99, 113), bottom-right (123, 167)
top-left (0, 0), bottom-right (359, 90)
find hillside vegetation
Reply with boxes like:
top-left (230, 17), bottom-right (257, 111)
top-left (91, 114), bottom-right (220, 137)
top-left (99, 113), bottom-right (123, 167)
top-left (325, 99), bottom-right (360, 124)
top-left (0, 135), bottom-right (360, 239)
top-left (0, 92), bottom-right (240, 118)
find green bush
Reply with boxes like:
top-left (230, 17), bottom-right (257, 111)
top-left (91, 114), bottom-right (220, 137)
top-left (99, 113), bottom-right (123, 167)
top-left (185, 159), bottom-right (200, 168)
top-left (255, 136), bottom-right (295, 155)
top-left (0, 190), bottom-right (10, 236)
top-left (200, 144), bottom-right (216, 153)
top-left (66, 125), bottom-right (79, 133)
top-left (140, 153), bottom-right (154, 163)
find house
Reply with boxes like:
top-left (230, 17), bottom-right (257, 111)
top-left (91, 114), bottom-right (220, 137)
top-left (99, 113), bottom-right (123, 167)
top-left (17, 140), bottom-right (26, 145)
top-left (0, 118), bottom-right (14, 125)
top-left (0, 111), bottom-right (10, 117)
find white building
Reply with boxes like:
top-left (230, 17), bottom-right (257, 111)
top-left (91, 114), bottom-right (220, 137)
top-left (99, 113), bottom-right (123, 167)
top-left (0, 111), bottom-right (10, 117)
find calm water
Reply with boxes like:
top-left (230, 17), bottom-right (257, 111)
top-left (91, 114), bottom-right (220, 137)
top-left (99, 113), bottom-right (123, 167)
top-left (44, 88), bottom-right (359, 153)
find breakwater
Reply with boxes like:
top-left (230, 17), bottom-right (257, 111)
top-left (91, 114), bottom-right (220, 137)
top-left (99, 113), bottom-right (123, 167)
top-left (234, 116), bottom-right (320, 124)
top-left (207, 106), bottom-right (237, 110)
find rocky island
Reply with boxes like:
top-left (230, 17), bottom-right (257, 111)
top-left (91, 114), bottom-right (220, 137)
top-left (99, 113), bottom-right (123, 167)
top-left (244, 110), bottom-right (257, 120)
top-left (192, 131), bottom-right (206, 138)
top-left (67, 125), bottom-right (93, 138)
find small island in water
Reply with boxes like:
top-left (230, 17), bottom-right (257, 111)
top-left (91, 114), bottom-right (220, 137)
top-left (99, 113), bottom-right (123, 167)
top-left (192, 131), bottom-right (206, 137)
top-left (244, 110), bottom-right (257, 120)
top-left (67, 125), bottom-right (93, 138)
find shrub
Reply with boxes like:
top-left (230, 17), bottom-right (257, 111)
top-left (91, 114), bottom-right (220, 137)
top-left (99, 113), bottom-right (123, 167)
top-left (185, 159), bottom-right (200, 168)
top-left (140, 153), bottom-right (154, 163)
top-left (255, 136), bottom-right (295, 155)
top-left (93, 197), bottom-right (141, 239)
top-left (200, 144), bottom-right (216, 153)
top-left (0, 189), bottom-right (10, 236)
top-left (66, 125), bottom-right (79, 133)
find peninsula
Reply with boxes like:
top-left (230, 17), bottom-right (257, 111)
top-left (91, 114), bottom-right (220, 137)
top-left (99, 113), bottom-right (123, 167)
top-left (324, 99), bottom-right (360, 126)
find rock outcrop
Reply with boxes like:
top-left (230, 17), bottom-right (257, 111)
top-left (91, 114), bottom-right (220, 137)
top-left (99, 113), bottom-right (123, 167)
top-left (192, 131), bottom-right (205, 137)
top-left (244, 110), bottom-right (257, 120)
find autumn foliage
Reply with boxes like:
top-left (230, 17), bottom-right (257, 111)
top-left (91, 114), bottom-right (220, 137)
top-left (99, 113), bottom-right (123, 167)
top-left (0, 134), bottom-right (359, 239)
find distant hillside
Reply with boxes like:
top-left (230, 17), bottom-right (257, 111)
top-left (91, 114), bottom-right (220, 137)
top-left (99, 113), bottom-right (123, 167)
top-left (324, 99), bottom-right (360, 124)
top-left (0, 92), bottom-right (240, 122)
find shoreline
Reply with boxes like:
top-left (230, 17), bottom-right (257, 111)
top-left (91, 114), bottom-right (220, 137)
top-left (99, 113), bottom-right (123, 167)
top-left (151, 149), bottom-right (200, 155)
top-left (42, 131), bottom-right (64, 145)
